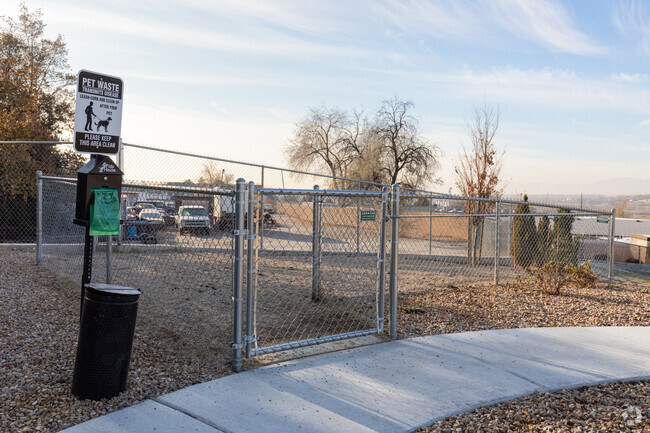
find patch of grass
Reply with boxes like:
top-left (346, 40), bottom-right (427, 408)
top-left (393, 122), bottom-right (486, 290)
top-left (403, 306), bottom-right (426, 314)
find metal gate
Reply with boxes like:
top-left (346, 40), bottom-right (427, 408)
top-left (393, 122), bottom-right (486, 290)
top-left (242, 185), bottom-right (389, 358)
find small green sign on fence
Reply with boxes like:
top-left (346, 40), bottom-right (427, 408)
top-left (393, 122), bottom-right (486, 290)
top-left (360, 210), bottom-right (376, 221)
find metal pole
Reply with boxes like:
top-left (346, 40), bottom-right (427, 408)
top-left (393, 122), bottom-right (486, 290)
top-left (469, 214), bottom-right (474, 266)
top-left (80, 224), bottom-right (93, 320)
top-left (36, 171), bottom-right (43, 265)
top-left (389, 184), bottom-right (400, 340)
top-left (312, 185), bottom-right (322, 301)
top-left (260, 166), bottom-right (264, 251)
top-left (106, 235), bottom-right (112, 284)
top-left (117, 140), bottom-right (124, 246)
top-left (245, 182), bottom-right (256, 358)
top-left (428, 197), bottom-right (432, 256)
top-left (231, 179), bottom-right (246, 372)
top-left (608, 208), bottom-right (616, 282)
top-left (494, 200), bottom-right (501, 286)
top-left (356, 181), bottom-right (361, 254)
top-left (377, 187), bottom-right (389, 334)
top-left (259, 190), bottom-right (264, 252)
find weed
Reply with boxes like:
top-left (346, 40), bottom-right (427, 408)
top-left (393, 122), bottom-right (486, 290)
top-left (403, 306), bottom-right (426, 314)
top-left (527, 261), bottom-right (597, 295)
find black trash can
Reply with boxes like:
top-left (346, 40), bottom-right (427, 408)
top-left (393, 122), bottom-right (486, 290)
top-left (72, 283), bottom-right (140, 400)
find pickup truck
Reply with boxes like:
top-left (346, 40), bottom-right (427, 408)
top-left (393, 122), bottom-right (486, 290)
top-left (176, 205), bottom-right (211, 235)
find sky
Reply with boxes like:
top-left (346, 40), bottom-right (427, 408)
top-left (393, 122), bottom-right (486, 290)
top-left (7, 0), bottom-right (650, 195)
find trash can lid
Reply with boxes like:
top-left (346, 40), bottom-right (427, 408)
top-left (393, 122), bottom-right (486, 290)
top-left (84, 283), bottom-right (140, 296)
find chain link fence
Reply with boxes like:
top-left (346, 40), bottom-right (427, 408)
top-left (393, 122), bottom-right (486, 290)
top-left (39, 174), bottom-right (236, 369)
top-left (3, 141), bottom-right (623, 372)
top-left (246, 187), bottom-right (387, 357)
top-left (397, 192), bottom-right (615, 296)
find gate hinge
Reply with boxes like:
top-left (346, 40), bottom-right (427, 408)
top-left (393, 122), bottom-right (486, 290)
top-left (230, 343), bottom-right (244, 349)
top-left (244, 335), bottom-right (258, 344)
top-left (246, 233), bottom-right (257, 240)
top-left (233, 229), bottom-right (248, 236)
top-left (247, 268), bottom-right (259, 274)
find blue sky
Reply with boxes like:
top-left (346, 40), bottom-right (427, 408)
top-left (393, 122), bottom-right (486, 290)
top-left (12, 0), bottom-right (650, 194)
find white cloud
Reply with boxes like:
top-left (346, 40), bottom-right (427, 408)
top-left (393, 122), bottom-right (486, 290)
top-left (613, 0), bottom-right (650, 56)
top-left (386, 66), bottom-right (650, 115)
top-left (41, 3), bottom-right (374, 59)
top-left (487, 0), bottom-right (605, 54)
top-left (370, 0), bottom-right (603, 55)
top-left (611, 72), bottom-right (648, 83)
top-left (178, 0), bottom-right (348, 36)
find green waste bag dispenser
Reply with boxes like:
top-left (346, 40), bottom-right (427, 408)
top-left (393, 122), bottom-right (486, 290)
top-left (73, 155), bottom-right (124, 317)
top-left (75, 155), bottom-right (123, 226)
top-left (71, 155), bottom-right (141, 400)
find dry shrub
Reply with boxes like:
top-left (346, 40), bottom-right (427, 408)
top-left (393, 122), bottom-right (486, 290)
top-left (527, 261), bottom-right (596, 295)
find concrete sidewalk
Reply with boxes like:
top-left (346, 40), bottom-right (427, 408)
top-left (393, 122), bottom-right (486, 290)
top-left (61, 327), bottom-right (650, 433)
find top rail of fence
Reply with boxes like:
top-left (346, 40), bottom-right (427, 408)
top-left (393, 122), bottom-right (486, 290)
top-left (401, 192), bottom-right (610, 215)
top-left (259, 188), bottom-right (384, 197)
top-left (40, 174), bottom-right (235, 196)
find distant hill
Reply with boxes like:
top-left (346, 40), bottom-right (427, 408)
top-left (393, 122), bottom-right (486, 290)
top-left (510, 178), bottom-right (650, 196)
top-left (504, 193), bottom-right (650, 220)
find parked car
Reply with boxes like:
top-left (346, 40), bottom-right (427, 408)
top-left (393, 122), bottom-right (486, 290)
top-left (133, 202), bottom-right (156, 214)
top-left (137, 210), bottom-right (165, 232)
top-left (263, 203), bottom-right (276, 214)
top-left (176, 205), bottom-right (211, 235)
top-left (159, 210), bottom-right (176, 226)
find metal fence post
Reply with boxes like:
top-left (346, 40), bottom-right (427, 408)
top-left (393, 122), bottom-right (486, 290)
top-left (428, 197), bottom-right (432, 256)
top-left (117, 139), bottom-right (124, 171)
top-left (260, 166), bottom-right (265, 251)
top-left (377, 187), bottom-right (389, 334)
top-left (494, 200), bottom-right (501, 286)
top-left (389, 184), bottom-right (400, 340)
top-left (608, 208), bottom-right (616, 282)
top-left (468, 214), bottom-right (474, 265)
top-left (245, 182), bottom-right (257, 358)
top-left (231, 179), bottom-right (246, 372)
top-left (36, 170), bottom-right (43, 266)
top-left (356, 180), bottom-right (361, 254)
top-left (312, 185), bottom-right (322, 301)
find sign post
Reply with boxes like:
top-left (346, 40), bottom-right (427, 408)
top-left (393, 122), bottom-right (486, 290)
top-left (74, 70), bottom-right (123, 155)
top-left (73, 70), bottom-right (124, 315)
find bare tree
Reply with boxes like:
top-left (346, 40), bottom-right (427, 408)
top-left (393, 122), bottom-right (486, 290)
top-left (373, 97), bottom-right (440, 189)
top-left (285, 105), bottom-right (352, 189)
top-left (454, 101), bottom-right (505, 265)
top-left (286, 98), bottom-right (440, 191)
top-left (198, 161), bottom-right (234, 187)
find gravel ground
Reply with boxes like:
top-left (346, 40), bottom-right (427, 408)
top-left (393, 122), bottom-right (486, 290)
top-left (398, 277), bottom-right (650, 432)
top-left (2, 249), bottom-right (649, 432)
top-left (417, 381), bottom-right (649, 432)
top-left (1, 251), bottom-right (231, 432)
top-left (396, 278), bottom-right (650, 336)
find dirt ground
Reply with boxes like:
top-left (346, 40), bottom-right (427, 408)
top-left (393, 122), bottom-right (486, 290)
top-left (2, 247), bottom-right (649, 432)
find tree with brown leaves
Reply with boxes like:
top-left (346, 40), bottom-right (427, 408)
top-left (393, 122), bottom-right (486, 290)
top-left (454, 101), bottom-right (505, 264)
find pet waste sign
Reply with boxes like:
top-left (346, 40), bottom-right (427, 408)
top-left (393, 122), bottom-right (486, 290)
top-left (74, 70), bottom-right (123, 155)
